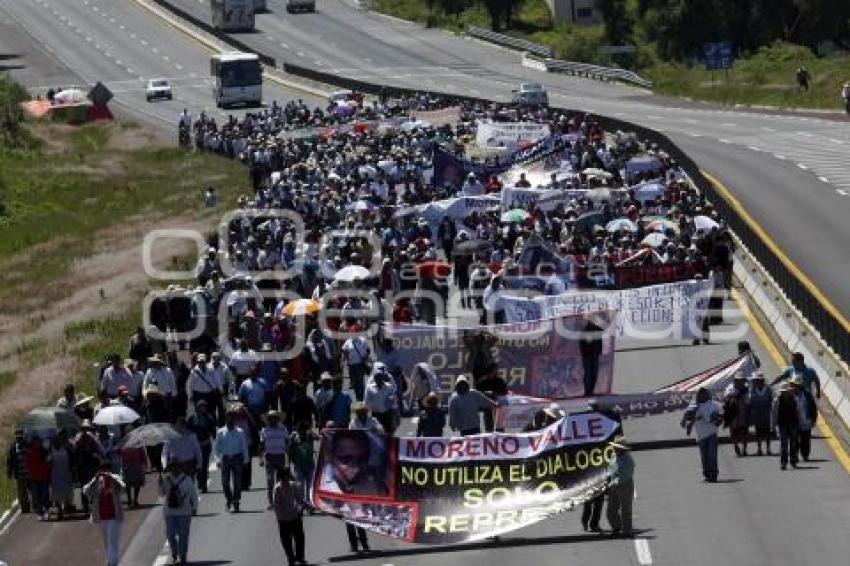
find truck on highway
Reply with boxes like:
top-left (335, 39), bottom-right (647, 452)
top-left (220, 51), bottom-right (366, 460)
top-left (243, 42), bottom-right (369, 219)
top-left (211, 0), bottom-right (255, 32)
top-left (210, 52), bottom-right (263, 108)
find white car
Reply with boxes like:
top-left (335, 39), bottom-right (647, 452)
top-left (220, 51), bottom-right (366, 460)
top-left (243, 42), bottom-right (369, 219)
top-left (512, 82), bottom-right (549, 106)
top-left (146, 78), bottom-right (173, 102)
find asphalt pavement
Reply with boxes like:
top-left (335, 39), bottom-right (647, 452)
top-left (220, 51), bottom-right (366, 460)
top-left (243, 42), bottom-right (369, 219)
top-left (163, 0), bottom-right (850, 321)
top-left (117, 297), bottom-right (850, 566)
top-left (0, 0), bottom-right (322, 130)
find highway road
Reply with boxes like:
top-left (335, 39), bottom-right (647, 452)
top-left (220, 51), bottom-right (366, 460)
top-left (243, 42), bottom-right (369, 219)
top-left (1, 2), bottom-right (849, 565)
top-left (116, 307), bottom-right (850, 566)
top-left (0, 0), bottom-right (322, 130)
top-left (165, 0), bottom-right (850, 323)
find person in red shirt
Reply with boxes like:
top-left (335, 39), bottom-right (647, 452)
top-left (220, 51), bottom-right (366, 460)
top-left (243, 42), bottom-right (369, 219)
top-left (24, 437), bottom-right (50, 520)
top-left (84, 463), bottom-right (125, 566)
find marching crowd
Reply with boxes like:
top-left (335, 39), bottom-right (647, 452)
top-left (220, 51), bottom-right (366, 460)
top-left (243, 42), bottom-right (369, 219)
top-left (4, 91), bottom-right (826, 565)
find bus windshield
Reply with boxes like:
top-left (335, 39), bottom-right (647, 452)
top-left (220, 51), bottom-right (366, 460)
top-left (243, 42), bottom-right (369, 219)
top-left (219, 61), bottom-right (262, 87)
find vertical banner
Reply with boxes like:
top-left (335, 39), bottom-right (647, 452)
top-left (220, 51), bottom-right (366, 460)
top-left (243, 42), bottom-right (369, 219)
top-left (312, 412), bottom-right (622, 543)
top-left (380, 312), bottom-right (616, 398)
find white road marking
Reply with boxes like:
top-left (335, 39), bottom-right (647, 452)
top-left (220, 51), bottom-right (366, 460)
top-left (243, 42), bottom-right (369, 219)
top-left (761, 127), bottom-right (775, 132)
top-left (175, 63), bottom-right (183, 70)
top-left (0, 509), bottom-right (21, 536)
top-left (748, 146), bottom-right (761, 152)
top-left (297, 51), bottom-right (305, 57)
top-left (797, 163), bottom-right (808, 170)
top-left (829, 138), bottom-right (845, 144)
top-left (796, 132), bottom-right (813, 138)
top-left (719, 138), bottom-right (731, 144)
top-left (635, 538), bottom-right (653, 564)
top-left (280, 43), bottom-right (289, 49)
top-left (775, 154), bottom-right (786, 160)
top-left (838, 189), bottom-right (849, 196)
top-left (722, 123), bottom-right (737, 127)
top-left (819, 176), bottom-right (829, 183)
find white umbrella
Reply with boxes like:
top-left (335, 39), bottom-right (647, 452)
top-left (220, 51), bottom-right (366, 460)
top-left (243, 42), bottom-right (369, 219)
top-left (93, 405), bottom-right (141, 426)
top-left (641, 232), bottom-right (667, 248)
top-left (582, 167), bottom-right (613, 179)
top-left (54, 88), bottom-right (87, 104)
top-left (333, 265), bottom-right (372, 282)
top-left (605, 218), bottom-right (638, 233)
top-left (358, 165), bottom-right (377, 179)
top-left (694, 215), bottom-right (719, 231)
top-left (632, 182), bottom-right (666, 203)
top-left (350, 200), bottom-right (377, 213)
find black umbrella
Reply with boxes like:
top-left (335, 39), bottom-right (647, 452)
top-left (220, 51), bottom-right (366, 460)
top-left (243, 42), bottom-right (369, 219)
top-left (117, 423), bottom-right (182, 449)
top-left (453, 239), bottom-right (493, 256)
top-left (574, 211), bottom-right (605, 231)
top-left (20, 407), bottom-right (80, 435)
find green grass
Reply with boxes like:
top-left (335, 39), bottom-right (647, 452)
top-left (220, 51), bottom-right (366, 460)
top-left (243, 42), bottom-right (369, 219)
top-left (374, 2), bottom-right (850, 110)
top-left (0, 122), bottom-right (248, 313)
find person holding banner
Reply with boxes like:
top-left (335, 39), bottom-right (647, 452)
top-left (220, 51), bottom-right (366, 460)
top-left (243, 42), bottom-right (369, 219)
top-left (606, 438), bottom-right (635, 536)
top-left (416, 393), bottom-right (445, 437)
top-left (448, 375), bottom-right (497, 436)
top-left (681, 388), bottom-right (723, 482)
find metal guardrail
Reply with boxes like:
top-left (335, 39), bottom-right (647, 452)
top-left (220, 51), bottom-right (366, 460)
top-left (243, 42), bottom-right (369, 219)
top-left (467, 25), bottom-right (553, 58)
top-left (544, 59), bottom-right (653, 89)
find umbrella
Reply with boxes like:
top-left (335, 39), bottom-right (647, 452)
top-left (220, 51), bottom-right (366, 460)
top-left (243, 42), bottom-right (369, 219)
top-left (333, 265), bottom-right (372, 282)
top-left (93, 405), bottom-right (141, 426)
top-left (574, 211), bottom-right (605, 230)
top-left (350, 200), bottom-right (377, 213)
top-left (645, 217), bottom-right (679, 233)
top-left (582, 167), bottom-right (613, 179)
top-left (632, 182), bottom-right (666, 203)
top-left (501, 209), bottom-right (530, 223)
top-left (417, 261), bottom-right (451, 279)
top-left (606, 218), bottom-right (638, 233)
top-left (117, 423), bottom-right (183, 449)
top-left (641, 232), bottom-right (667, 248)
top-left (20, 407), bottom-right (80, 435)
top-left (453, 239), bottom-right (493, 256)
top-left (282, 299), bottom-right (321, 317)
top-left (54, 88), bottom-right (87, 104)
top-left (694, 215), bottom-right (719, 231)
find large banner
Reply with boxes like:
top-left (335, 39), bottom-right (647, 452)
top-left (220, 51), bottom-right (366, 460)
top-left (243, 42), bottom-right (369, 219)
top-left (380, 312), bottom-right (616, 398)
top-left (312, 412), bottom-right (621, 543)
top-left (393, 195), bottom-right (499, 237)
top-left (476, 120), bottom-right (550, 149)
top-left (494, 354), bottom-right (749, 429)
top-left (433, 135), bottom-right (570, 188)
top-left (501, 186), bottom-right (588, 212)
top-left (500, 279), bottom-right (711, 341)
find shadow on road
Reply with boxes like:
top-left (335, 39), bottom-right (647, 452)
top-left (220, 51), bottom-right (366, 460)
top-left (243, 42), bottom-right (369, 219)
top-left (327, 530), bottom-right (656, 562)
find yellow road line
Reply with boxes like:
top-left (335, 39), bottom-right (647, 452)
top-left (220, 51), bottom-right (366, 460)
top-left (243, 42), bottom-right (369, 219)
top-left (703, 170), bottom-right (850, 337)
top-left (733, 290), bottom-right (850, 474)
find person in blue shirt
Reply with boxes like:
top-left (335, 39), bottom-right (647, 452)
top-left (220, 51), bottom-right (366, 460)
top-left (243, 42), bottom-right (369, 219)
top-left (771, 352), bottom-right (821, 399)
top-left (322, 377), bottom-right (352, 427)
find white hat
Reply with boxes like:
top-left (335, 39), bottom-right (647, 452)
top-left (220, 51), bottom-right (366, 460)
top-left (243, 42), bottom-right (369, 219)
top-left (543, 402), bottom-right (563, 419)
top-left (455, 375), bottom-right (469, 386)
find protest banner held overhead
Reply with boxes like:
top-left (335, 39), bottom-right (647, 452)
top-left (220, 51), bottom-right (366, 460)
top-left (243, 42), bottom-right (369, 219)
top-left (312, 412), bottom-right (622, 543)
top-left (379, 312), bottom-right (616, 398)
top-left (500, 279), bottom-right (712, 342)
top-left (493, 354), bottom-right (751, 429)
top-left (475, 120), bottom-right (551, 149)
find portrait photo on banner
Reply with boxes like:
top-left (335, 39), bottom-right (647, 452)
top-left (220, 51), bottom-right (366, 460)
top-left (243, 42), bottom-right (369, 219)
top-left (315, 429), bottom-right (396, 499)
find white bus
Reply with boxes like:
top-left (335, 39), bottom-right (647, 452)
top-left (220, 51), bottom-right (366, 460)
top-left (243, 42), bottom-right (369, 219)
top-left (210, 52), bottom-right (263, 108)
top-left (211, 0), bottom-right (255, 33)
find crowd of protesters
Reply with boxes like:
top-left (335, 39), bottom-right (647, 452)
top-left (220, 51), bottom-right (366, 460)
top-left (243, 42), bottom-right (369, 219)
top-left (4, 90), bottom-right (825, 565)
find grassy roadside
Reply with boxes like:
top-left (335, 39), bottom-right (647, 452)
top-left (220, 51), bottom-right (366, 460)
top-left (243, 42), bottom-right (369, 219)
top-left (374, 0), bottom-right (850, 111)
top-left (0, 78), bottom-right (248, 511)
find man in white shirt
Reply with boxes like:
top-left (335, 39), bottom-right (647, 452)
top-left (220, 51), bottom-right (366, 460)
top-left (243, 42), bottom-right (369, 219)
top-left (341, 332), bottom-right (370, 402)
top-left (144, 354), bottom-right (178, 417)
top-left (229, 340), bottom-right (259, 389)
top-left (208, 352), bottom-right (234, 423)
top-left (99, 356), bottom-right (134, 400)
top-left (259, 411), bottom-right (289, 508)
top-left (187, 354), bottom-right (223, 419)
top-left (364, 369), bottom-right (397, 434)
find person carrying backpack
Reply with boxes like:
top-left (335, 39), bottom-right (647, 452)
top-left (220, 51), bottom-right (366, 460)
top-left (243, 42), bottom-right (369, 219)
top-left (160, 458), bottom-right (199, 566)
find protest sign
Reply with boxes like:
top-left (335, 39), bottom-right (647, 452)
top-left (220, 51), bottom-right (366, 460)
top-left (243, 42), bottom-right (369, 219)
top-left (475, 120), bottom-right (550, 149)
top-left (501, 279), bottom-right (711, 341)
top-left (379, 312), bottom-right (616, 398)
top-left (312, 412), bottom-right (621, 543)
top-left (494, 354), bottom-right (749, 429)
top-left (393, 195), bottom-right (499, 236)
